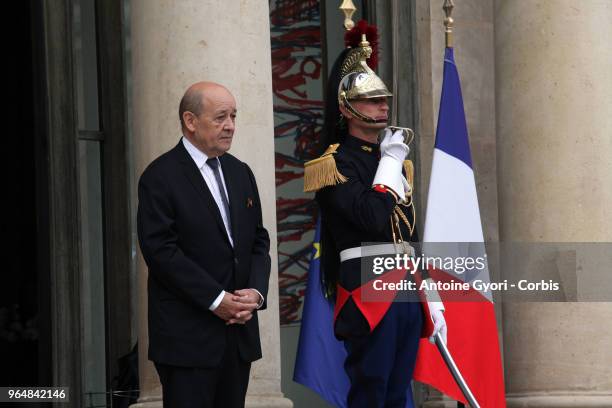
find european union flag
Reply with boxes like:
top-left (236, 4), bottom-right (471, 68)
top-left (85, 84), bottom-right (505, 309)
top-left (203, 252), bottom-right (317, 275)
top-left (293, 218), bottom-right (350, 407)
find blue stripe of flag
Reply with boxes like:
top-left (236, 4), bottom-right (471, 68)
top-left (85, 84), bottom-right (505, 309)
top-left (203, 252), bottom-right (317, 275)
top-left (434, 47), bottom-right (473, 169)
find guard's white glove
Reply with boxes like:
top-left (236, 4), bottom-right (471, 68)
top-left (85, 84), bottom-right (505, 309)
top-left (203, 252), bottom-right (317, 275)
top-left (372, 128), bottom-right (409, 200)
top-left (429, 304), bottom-right (447, 346)
top-left (380, 127), bottom-right (409, 161)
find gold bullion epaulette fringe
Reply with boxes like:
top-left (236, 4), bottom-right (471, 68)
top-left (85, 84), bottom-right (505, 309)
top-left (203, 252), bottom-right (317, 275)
top-left (303, 143), bottom-right (348, 192)
top-left (403, 159), bottom-right (414, 195)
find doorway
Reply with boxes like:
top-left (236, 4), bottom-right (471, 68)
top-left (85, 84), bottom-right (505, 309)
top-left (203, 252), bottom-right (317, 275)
top-left (3, 1), bottom-right (134, 407)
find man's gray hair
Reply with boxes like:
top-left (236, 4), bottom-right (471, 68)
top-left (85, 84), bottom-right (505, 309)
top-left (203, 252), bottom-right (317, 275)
top-left (179, 88), bottom-right (204, 127)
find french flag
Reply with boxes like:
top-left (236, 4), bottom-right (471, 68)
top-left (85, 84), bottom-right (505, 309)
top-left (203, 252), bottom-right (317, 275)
top-left (413, 47), bottom-right (506, 407)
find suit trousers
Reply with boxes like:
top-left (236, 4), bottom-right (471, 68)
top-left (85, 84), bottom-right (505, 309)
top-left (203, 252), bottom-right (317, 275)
top-left (155, 325), bottom-right (251, 408)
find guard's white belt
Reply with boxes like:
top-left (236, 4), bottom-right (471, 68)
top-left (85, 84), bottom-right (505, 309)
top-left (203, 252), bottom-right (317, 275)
top-left (339, 243), bottom-right (415, 263)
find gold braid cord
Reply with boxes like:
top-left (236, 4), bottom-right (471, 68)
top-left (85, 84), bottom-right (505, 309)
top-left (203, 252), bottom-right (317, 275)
top-left (390, 159), bottom-right (416, 240)
top-left (303, 144), bottom-right (348, 192)
top-left (390, 210), bottom-right (414, 256)
top-left (394, 205), bottom-right (415, 237)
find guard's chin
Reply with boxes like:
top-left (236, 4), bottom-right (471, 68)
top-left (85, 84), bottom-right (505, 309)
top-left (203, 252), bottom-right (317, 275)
top-left (368, 120), bottom-right (388, 129)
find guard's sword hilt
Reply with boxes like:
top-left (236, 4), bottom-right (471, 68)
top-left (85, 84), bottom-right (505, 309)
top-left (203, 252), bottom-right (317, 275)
top-left (379, 126), bottom-right (415, 146)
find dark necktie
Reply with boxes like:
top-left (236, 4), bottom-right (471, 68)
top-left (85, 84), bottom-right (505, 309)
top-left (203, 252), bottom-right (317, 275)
top-left (206, 157), bottom-right (232, 232)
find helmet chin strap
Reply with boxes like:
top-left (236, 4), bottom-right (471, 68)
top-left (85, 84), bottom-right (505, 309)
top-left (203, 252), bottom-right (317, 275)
top-left (340, 96), bottom-right (388, 124)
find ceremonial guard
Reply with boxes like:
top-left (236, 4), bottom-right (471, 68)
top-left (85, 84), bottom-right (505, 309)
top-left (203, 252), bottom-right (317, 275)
top-left (304, 22), bottom-right (447, 407)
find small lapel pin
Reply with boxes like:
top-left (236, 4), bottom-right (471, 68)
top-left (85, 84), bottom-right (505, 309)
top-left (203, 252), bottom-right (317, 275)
top-left (247, 198), bottom-right (253, 208)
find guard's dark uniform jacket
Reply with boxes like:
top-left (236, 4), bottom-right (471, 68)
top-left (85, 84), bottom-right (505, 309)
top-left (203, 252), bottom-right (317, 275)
top-left (315, 135), bottom-right (421, 340)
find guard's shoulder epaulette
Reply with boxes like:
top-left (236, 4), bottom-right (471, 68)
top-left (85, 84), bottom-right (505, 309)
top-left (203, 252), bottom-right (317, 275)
top-left (303, 143), bottom-right (348, 192)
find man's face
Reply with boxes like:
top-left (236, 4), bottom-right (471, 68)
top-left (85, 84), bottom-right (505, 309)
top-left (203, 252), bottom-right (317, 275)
top-left (184, 86), bottom-right (237, 157)
top-left (345, 97), bottom-right (389, 130)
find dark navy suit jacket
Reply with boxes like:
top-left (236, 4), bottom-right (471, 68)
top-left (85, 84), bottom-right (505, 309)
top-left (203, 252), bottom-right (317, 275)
top-left (137, 141), bottom-right (270, 367)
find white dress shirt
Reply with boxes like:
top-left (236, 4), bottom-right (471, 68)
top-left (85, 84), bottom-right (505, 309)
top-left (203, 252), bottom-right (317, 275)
top-left (182, 137), bottom-right (263, 311)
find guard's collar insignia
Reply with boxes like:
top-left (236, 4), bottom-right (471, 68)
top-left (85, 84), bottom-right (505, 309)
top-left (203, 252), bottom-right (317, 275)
top-left (344, 135), bottom-right (379, 155)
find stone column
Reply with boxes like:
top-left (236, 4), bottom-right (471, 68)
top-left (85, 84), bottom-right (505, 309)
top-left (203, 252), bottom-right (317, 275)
top-left (495, 1), bottom-right (612, 406)
top-left (129, 1), bottom-right (292, 407)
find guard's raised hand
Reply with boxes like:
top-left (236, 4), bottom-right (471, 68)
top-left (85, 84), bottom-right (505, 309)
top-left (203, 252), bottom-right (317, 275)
top-left (380, 128), bottom-right (409, 162)
top-left (372, 128), bottom-right (410, 200)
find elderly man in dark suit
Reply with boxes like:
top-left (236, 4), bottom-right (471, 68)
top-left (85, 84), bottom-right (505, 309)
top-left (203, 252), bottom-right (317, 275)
top-left (137, 81), bottom-right (271, 408)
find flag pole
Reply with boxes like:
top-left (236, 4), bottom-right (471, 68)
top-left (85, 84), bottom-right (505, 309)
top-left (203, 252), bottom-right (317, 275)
top-left (391, 0), bottom-right (399, 126)
top-left (339, 0), bottom-right (357, 30)
top-left (443, 0), bottom-right (454, 48)
top-left (440, 2), bottom-right (481, 407)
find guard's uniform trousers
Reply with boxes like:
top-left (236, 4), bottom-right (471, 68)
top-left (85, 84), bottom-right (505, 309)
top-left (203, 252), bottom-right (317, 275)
top-left (344, 301), bottom-right (422, 408)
